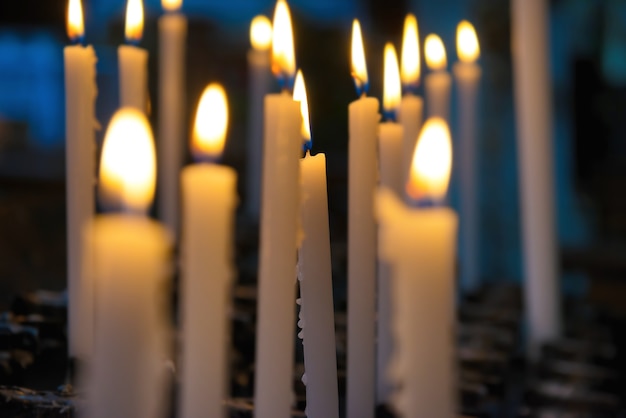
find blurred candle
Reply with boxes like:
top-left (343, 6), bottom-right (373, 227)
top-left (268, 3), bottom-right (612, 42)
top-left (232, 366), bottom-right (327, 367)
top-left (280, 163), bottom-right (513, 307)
top-left (119, 0), bottom-right (148, 111)
top-left (246, 15), bottom-right (273, 218)
top-left (85, 108), bottom-right (172, 418)
top-left (179, 84), bottom-right (237, 418)
top-left (64, 0), bottom-right (97, 361)
top-left (424, 34), bottom-right (451, 122)
top-left (295, 71), bottom-right (340, 418)
top-left (398, 14), bottom-right (424, 194)
top-left (347, 19), bottom-right (380, 418)
top-left (158, 0), bottom-right (187, 235)
top-left (376, 42), bottom-right (403, 405)
top-left (377, 118), bottom-right (457, 418)
top-left (254, 2), bottom-right (302, 417)
top-left (512, 0), bottom-right (561, 358)
top-left (453, 21), bottom-right (482, 293)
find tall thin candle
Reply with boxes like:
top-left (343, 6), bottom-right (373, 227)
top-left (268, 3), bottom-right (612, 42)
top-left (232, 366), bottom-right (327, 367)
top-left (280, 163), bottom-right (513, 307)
top-left (424, 34), bottom-right (451, 122)
top-left (119, 0), bottom-right (148, 111)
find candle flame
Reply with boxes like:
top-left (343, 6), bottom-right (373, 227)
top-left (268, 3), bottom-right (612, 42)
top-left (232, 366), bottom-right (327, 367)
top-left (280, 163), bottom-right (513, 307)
top-left (271, 0), bottom-right (296, 85)
top-left (383, 43), bottom-right (401, 116)
top-left (457, 20), bottom-right (480, 63)
top-left (351, 19), bottom-right (369, 96)
top-left (125, 0), bottom-right (144, 43)
top-left (99, 108), bottom-right (156, 214)
top-left (293, 70), bottom-right (311, 144)
top-left (406, 117), bottom-right (452, 202)
top-left (67, 0), bottom-right (85, 42)
top-left (251, 15), bottom-right (273, 51)
top-left (425, 34), bottom-right (447, 71)
top-left (162, 0), bottom-right (182, 12)
top-left (401, 14), bottom-right (420, 88)
top-left (192, 84), bottom-right (229, 161)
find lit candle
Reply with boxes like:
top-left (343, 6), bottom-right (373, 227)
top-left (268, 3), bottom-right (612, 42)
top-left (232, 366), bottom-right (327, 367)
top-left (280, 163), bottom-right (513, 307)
top-left (85, 108), bottom-right (172, 418)
top-left (254, 1), bottom-right (302, 417)
top-left (511, 0), bottom-right (561, 358)
top-left (246, 15), bottom-right (273, 218)
top-left (453, 21), bottom-right (482, 293)
top-left (376, 42), bottom-right (403, 405)
top-left (179, 84), bottom-right (237, 418)
top-left (347, 19), bottom-right (380, 418)
top-left (398, 14), bottom-right (424, 194)
top-left (376, 118), bottom-right (458, 418)
top-left (119, 0), bottom-right (148, 111)
top-left (295, 70), bottom-right (340, 418)
top-left (158, 0), bottom-right (187, 235)
top-left (424, 34), bottom-right (451, 122)
top-left (64, 0), bottom-right (97, 361)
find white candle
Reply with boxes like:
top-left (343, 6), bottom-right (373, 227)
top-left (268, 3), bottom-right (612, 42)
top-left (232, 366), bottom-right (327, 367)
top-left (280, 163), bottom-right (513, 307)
top-left (246, 15), bottom-right (273, 218)
top-left (179, 85), bottom-right (237, 418)
top-left (255, 2), bottom-right (302, 417)
top-left (398, 14), bottom-right (424, 193)
top-left (119, 0), bottom-right (148, 111)
top-left (376, 118), bottom-right (457, 418)
top-left (376, 42), bottom-right (403, 405)
top-left (64, 0), bottom-right (97, 362)
top-left (294, 71), bottom-right (339, 418)
top-left (424, 34), bottom-right (451, 122)
top-left (158, 0), bottom-right (187, 236)
top-left (453, 21), bottom-right (482, 293)
top-left (512, 0), bottom-right (561, 358)
top-left (85, 108), bottom-right (171, 418)
top-left (347, 20), bottom-right (380, 418)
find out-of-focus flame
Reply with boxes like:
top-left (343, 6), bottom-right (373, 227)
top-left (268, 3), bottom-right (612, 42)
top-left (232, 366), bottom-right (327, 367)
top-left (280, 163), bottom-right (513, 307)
top-left (250, 15), bottom-right (272, 51)
top-left (406, 117), bottom-right (452, 202)
top-left (99, 108), bottom-right (156, 213)
top-left (125, 0), bottom-right (144, 43)
top-left (425, 34), bottom-right (447, 71)
top-left (271, 0), bottom-right (296, 83)
top-left (191, 84), bottom-right (229, 161)
top-left (457, 20), bottom-right (480, 63)
top-left (383, 43), bottom-right (401, 115)
top-left (351, 19), bottom-right (369, 96)
top-left (67, 0), bottom-right (85, 42)
top-left (401, 14), bottom-right (420, 88)
top-left (162, 0), bottom-right (182, 12)
top-left (293, 70), bottom-right (311, 144)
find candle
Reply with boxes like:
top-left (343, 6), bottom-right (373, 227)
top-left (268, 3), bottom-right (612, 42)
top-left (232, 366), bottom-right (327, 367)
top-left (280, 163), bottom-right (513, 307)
top-left (64, 0), bottom-right (97, 361)
top-left (376, 42), bottom-right (403, 405)
top-left (119, 0), bottom-right (148, 111)
top-left (453, 21), bottom-right (482, 293)
top-left (85, 108), bottom-right (172, 418)
top-left (511, 0), bottom-right (561, 358)
top-left (376, 118), bottom-right (458, 418)
top-left (254, 2), bottom-right (302, 417)
top-left (246, 15), bottom-right (273, 218)
top-left (179, 84), bottom-right (237, 418)
top-left (424, 34), bottom-right (451, 122)
top-left (347, 19), bottom-right (380, 418)
top-left (158, 0), bottom-right (187, 236)
top-left (398, 14), bottom-right (424, 193)
top-left (294, 70), bottom-right (339, 418)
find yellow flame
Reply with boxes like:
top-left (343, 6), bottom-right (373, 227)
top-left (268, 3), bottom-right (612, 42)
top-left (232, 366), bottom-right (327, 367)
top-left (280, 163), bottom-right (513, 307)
top-left (162, 0), bottom-right (182, 12)
top-left (425, 34), bottom-right (447, 71)
top-left (293, 70), bottom-right (311, 142)
top-left (457, 20), bottom-right (480, 63)
top-left (192, 84), bottom-right (229, 160)
top-left (125, 0), bottom-right (144, 43)
top-left (271, 0), bottom-right (296, 81)
top-left (99, 108), bottom-right (156, 213)
top-left (351, 19), bottom-right (368, 93)
top-left (67, 0), bottom-right (85, 41)
top-left (383, 43), bottom-right (401, 114)
top-left (250, 15), bottom-right (273, 51)
top-left (406, 117), bottom-right (452, 201)
top-left (401, 14), bottom-right (420, 87)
